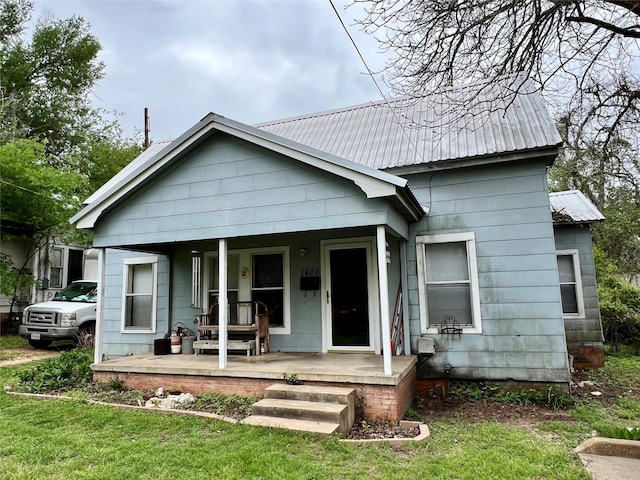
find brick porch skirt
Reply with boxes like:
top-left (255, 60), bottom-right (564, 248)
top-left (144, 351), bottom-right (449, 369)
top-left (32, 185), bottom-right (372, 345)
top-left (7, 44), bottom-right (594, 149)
top-left (93, 367), bottom-right (416, 422)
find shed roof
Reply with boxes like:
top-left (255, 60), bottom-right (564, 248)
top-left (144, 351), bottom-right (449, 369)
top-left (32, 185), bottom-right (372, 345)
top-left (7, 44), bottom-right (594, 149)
top-left (256, 76), bottom-right (562, 171)
top-left (550, 190), bottom-right (605, 224)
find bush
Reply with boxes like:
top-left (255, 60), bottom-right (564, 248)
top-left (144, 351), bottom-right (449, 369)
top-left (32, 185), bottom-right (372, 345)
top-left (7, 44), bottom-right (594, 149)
top-left (595, 247), bottom-right (640, 349)
top-left (12, 348), bottom-right (93, 393)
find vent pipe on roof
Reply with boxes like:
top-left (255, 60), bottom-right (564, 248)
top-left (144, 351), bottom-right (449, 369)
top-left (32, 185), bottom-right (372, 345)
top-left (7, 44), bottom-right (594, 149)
top-left (144, 107), bottom-right (150, 150)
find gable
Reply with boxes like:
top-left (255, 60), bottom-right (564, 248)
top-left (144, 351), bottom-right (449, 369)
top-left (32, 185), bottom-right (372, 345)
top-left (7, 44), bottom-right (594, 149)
top-left (92, 133), bottom-right (405, 247)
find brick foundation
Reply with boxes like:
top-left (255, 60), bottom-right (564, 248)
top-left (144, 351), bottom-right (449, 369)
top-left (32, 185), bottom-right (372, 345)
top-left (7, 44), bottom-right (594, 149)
top-left (569, 344), bottom-right (605, 370)
top-left (93, 368), bottom-right (416, 422)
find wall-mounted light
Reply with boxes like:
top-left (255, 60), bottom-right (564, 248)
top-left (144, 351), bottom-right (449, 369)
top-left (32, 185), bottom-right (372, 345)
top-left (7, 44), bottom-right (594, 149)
top-left (385, 242), bottom-right (391, 264)
top-left (299, 248), bottom-right (308, 257)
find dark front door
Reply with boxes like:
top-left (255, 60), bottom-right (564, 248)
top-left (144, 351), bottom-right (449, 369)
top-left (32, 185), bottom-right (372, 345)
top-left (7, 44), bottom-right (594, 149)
top-left (329, 247), bottom-right (370, 347)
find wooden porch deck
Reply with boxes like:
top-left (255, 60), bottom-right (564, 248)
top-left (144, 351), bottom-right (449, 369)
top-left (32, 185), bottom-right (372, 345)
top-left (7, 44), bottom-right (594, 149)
top-left (92, 352), bottom-right (417, 421)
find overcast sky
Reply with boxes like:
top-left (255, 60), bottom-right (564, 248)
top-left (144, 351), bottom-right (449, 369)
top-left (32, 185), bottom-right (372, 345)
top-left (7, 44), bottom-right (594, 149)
top-left (32, 0), bottom-right (389, 143)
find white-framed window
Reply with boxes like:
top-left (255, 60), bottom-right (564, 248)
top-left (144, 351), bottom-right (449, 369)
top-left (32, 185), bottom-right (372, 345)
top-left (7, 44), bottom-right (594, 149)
top-left (121, 256), bottom-right (158, 333)
top-left (556, 249), bottom-right (584, 317)
top-left (49, 247), bottom-right (63, 288)
top-left (416, 232), bottom-right (482, 334)
top-left (203, 247), bottom-right (290, 334)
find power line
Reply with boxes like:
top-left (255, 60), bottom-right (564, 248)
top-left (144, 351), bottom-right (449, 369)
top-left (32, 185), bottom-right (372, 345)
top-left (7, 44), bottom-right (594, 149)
top-left (328, 0), bottom-right (427, 165)
top-left (0, 178), bottom-right (58, 199)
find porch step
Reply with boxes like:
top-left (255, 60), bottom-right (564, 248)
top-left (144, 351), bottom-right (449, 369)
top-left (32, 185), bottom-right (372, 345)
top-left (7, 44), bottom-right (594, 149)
top-left (241, 415), bottom-right (340, 436)
top-left (242, 384), bottom-right (356, 436)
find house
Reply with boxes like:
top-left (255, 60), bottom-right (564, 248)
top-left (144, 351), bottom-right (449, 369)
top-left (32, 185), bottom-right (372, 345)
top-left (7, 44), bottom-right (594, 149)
top-left (69, 78), bottom-right (604, 420)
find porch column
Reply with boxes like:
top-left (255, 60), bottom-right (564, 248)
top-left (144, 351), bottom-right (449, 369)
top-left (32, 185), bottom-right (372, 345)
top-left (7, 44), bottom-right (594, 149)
top-left (400, 241), bottom-right (411, 355)
top-left (93, 248), bottom-right (106, 365)
top-left (218, 239), bottom-right (228, 369)
top-left (376, 226), bottom-right (393, 375)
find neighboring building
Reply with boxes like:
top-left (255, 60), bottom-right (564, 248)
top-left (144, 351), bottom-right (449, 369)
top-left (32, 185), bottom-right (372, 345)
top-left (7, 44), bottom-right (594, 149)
top-left (69, 78), bottom-right (605, 414)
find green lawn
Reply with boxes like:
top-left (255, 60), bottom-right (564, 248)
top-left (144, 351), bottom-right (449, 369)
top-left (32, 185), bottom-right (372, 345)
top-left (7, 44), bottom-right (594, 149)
top-left (3, 339), bottom-right (639, 479)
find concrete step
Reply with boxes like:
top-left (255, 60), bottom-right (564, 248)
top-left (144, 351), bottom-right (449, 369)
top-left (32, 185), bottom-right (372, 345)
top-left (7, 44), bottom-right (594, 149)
top-left (264, 384), bottom-right (355, 406)
top-left (241, 415), bottom-right (340, 436)
top-left (252, 398), bottom-right (346, 424)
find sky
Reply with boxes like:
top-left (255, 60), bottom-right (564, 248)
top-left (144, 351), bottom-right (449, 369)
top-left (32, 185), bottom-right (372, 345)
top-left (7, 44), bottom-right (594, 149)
top-left (32, 0), bottom-right (390, 143)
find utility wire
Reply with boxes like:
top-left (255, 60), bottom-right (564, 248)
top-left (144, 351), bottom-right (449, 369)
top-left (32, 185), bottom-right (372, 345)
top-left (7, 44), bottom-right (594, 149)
top-left (328, 0), bottom-right (427, 165)
top-left (0, 178), bottom-right (60, 199)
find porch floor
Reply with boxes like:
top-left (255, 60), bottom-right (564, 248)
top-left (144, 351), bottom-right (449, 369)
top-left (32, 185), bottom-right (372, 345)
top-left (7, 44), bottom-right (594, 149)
top-left (93, 351), bottom-right (417, 386)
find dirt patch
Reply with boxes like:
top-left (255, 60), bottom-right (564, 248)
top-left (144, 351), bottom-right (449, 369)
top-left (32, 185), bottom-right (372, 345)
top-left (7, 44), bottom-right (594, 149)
top-left (0, 348), bottom-right (61, 367)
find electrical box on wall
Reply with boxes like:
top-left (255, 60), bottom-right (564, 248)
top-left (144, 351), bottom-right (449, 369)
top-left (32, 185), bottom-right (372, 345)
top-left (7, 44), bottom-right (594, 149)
top-left (418, 337), bottom-right (436, 354)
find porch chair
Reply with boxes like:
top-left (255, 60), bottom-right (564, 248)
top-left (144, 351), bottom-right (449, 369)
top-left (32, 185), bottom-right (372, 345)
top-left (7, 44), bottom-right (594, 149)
top-left (194, 300), bottom-right (270, 356)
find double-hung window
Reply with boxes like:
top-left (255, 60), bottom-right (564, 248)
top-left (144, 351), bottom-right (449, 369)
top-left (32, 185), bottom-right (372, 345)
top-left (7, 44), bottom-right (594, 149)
top-left (49, 248), bottom-right (63, 288)
top-left (416, 232), bottom-right (482, 334)
top-left (122, 256), bottom-right (158, 332)
top-left (202, 247), bottom-right (289, 333)
top-left (556, 250), bottom-right (584, 317)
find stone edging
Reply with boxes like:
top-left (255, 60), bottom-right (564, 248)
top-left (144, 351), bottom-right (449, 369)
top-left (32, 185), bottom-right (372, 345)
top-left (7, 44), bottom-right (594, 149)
top-left (340, 420), bottom-right (430, 445)
top-left (7, 391), bottom-right (430, 443)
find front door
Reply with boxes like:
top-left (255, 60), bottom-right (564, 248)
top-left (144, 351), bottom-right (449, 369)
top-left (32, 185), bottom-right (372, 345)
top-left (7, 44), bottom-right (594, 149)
top-left (324, 241), bottom-right (375, 351)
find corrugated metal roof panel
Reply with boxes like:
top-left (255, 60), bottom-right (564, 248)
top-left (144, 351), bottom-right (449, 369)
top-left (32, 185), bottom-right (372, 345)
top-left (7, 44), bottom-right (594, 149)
top-left (256, 77), bottom-right (561, 170)
top-left (550, 191), bottom-right (605, 223)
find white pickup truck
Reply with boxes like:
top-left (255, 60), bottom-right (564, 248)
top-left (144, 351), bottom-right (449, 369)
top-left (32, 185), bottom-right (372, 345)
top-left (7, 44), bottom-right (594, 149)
top-left (18, 281), bottom-right (97, 348)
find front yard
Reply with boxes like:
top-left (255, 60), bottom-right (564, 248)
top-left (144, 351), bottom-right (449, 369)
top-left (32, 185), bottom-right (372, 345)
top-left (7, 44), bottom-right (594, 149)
top-left (1, 337), bottom-right (638, 479)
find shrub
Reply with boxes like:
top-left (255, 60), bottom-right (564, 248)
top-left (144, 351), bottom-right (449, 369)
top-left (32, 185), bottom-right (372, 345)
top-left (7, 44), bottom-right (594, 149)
top-left (595, 248), bottom-right (640, 350)
top-left (12, 348), bottom-right (93, 393)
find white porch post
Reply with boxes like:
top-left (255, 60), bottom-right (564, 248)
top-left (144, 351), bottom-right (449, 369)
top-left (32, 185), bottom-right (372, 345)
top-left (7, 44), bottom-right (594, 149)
top-left (218, 239), bottom-right (228, 369)
top-left (376, 226), bottom-right (392, 375)
top-left (400, 241), bottom-right (411, 355)
top-left (93, 248), bottom-right (106, 365)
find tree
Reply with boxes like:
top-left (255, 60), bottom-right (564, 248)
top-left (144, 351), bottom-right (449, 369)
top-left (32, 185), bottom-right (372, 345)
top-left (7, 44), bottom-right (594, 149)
top-left (0, 139), bottom-right (85, 313)
top-left (0, 0), bottom-right (105, 155)
top-left (351, 1), bottom-right (639, 148)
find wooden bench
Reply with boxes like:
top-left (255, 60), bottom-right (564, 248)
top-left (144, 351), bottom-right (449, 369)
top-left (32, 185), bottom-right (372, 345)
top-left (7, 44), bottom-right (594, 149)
top-left (193, 339), bottom-right (256, 357)
top-left (195, 300), bottom-right (270, 356)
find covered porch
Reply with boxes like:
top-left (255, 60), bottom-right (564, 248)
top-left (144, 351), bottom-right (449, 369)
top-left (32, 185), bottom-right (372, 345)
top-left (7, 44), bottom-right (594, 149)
top-left (92, 351), bottom-right (417, 421)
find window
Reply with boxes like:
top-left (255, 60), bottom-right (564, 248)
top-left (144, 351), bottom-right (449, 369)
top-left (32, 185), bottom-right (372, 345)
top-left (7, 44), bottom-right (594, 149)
top-left (202, 247), bottom-right (290, 333)
top-left (252, 253), bottom-right (284, 328)
top-left (416, 232), bottom-right (482, 334)
top-left (49, 248), bottom-right (63, 288)
top-left (122, 257), bottom-right (158, 332)
top-left (556, 250), bottom-right (584, 317)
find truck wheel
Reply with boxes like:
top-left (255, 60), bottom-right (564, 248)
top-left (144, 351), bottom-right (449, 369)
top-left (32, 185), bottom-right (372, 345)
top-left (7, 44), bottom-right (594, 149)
top-left (28, 339), bottom-right (52, 349)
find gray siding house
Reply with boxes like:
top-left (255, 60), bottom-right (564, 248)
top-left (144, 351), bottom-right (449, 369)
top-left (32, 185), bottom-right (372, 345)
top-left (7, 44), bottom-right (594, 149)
top-left (70, 78), bottom-right (604, 416)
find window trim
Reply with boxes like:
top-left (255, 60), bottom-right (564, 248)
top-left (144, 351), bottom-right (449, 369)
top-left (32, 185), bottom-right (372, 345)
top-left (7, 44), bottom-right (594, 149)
top-left (203, 246), bottom-right (290, 335)
top-left (416, 232), bottom-right (482, 334)
top-left (556, 249), bottom-right (585, 318)
top-left (121, 256), bottom-right (158, 333)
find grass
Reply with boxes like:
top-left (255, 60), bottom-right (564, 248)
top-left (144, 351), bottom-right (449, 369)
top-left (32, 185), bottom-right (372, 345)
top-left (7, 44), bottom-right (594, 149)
top-left (2, 338), bottom-right (638, 479)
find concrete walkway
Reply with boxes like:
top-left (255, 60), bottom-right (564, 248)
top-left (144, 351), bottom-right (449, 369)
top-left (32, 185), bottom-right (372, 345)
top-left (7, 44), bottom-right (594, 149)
top-left (576, 437), bottom-right (640, 480)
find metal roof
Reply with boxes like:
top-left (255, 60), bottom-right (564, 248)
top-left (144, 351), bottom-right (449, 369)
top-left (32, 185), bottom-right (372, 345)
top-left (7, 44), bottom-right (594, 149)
top-left (256, 77), bottom-right (562, 170)
top-left (550, 190), bottom-right (605, 224)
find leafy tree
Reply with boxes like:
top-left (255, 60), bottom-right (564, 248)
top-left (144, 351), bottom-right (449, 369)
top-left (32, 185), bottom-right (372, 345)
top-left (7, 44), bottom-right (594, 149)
top-left (0, 0), bottom-right (105, 155)
top-left (0, 139), bottom-right (85, 312)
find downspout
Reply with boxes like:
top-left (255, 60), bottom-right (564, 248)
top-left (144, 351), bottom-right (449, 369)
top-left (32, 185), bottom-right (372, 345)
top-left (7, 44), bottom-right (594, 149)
top-left (93, 248), bottom-right (105, 364)
top-left (376, 226), bottom-right (392, 375)
top-left (218, 239), bottom-right (228, 369)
